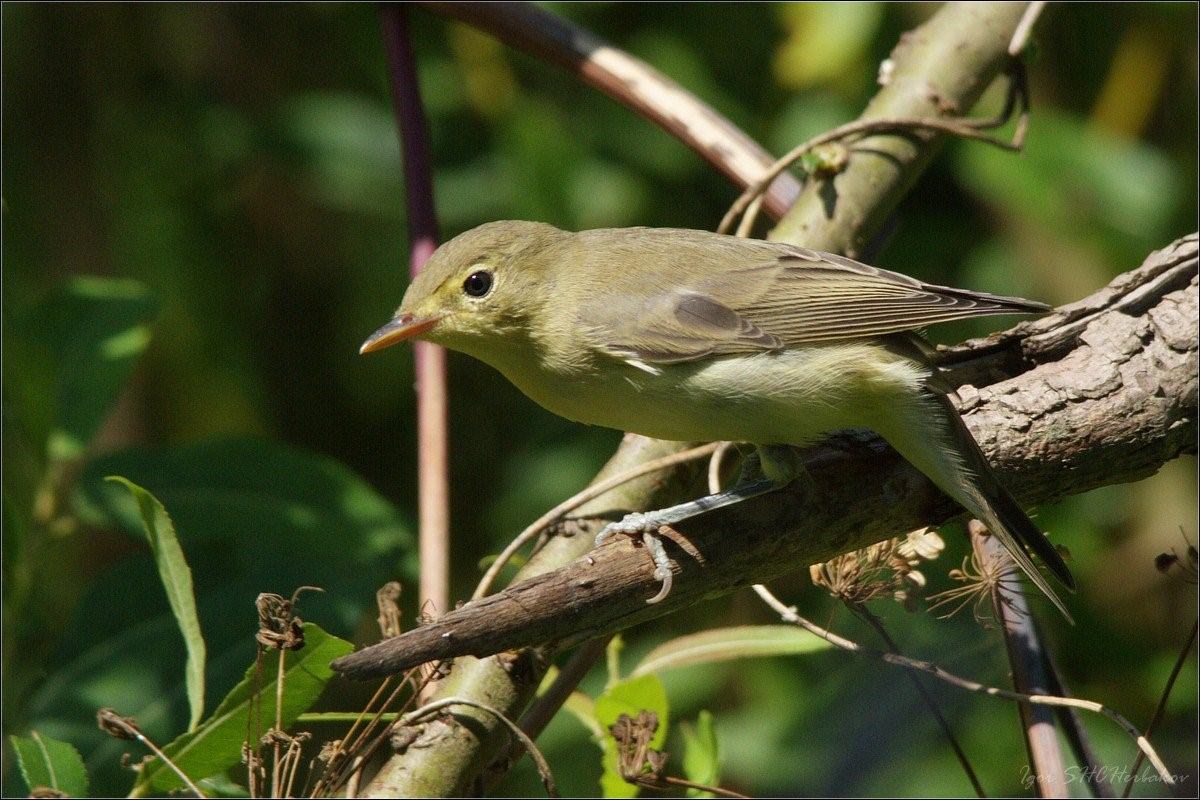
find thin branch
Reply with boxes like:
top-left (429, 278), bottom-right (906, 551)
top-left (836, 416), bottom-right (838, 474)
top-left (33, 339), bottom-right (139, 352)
top-left (423, 1), bottom-right (801, 219)
top-left (855, 605), bottom-right (987, 797)
top-left (1121, 620), bottom-right (1198, 798)
top-left (750, 586), bottom-right (1178, 788)
top-left (718, 68), bottom-right (1028, 238)
top-left (381, 3), bottom-right (450, 617)
top-left (970, 521), bottom-right (1068, 798)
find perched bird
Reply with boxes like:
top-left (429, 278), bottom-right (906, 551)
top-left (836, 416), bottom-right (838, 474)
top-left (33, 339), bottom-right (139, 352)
top-left (361, 221), bottom-right (1074, 616)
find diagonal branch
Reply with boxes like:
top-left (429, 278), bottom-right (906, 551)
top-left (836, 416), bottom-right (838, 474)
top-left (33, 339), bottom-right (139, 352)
top-left (424, 1), bottom-right (802, 219)
top-left (335, 234), bottom-right (1198, 678)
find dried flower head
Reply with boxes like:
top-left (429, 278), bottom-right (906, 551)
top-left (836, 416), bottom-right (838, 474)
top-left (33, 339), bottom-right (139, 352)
top-left (96, 708), bottom-right (140, 741)
top-left (610, 711), bottom-right (668, 783)
top-left (256, 586), bottom-right (323, 651)
top-left (927, 549), bottom-right (1023, 627)
top-left (810, 528), bottom-right (945, 610)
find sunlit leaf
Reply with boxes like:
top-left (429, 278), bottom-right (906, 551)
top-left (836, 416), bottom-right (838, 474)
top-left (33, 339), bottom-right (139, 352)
top-left (9, 732), bottom-right (89, 797)
top-left (595, 673), bottom-right (669, 798)
top-left (105, 476), bottom-right (206, 731)
top-left (133, 623), bottom-right (351, 794)
top-left (631, 625), bottom-right (831, 677)
top-left (681, 710), bottom-right (719, 798)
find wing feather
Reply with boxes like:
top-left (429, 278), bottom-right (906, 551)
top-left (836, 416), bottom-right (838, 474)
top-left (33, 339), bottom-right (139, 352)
top-left (589, 240), bottom-right (1048, 365)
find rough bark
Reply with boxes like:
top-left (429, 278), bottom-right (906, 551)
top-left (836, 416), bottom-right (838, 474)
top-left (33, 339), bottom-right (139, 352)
top-left (336, 234), bottom-right (1198, 678)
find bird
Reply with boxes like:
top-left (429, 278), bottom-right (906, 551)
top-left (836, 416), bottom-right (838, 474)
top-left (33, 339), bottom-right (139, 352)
top-left (360, 220), bottom-right (1074, 617)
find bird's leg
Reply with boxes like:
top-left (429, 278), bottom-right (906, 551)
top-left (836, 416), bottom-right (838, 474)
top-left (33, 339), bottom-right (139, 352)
top-left (596, 445), bottom-right (800, 603)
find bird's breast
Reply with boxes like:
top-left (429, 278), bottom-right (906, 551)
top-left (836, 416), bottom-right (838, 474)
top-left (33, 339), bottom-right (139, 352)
top-left (490, 342), bottom-right (926, 445)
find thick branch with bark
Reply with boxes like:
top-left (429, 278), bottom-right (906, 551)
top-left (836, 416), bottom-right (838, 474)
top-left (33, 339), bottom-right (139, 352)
top-left (336, 234), bottom-right (1197, 679)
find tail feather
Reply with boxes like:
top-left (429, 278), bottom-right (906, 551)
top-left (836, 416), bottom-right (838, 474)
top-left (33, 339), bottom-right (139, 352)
top-left (877, 388), bottom-right (1075, 621)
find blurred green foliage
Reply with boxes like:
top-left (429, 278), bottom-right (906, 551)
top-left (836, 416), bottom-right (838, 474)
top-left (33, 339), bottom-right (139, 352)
top-left (2, 3), bottom-right (1196, 797)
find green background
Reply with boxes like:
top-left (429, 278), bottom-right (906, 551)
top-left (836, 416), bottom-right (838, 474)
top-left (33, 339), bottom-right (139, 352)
top-left (3, 3), bottom-right (1196, 796)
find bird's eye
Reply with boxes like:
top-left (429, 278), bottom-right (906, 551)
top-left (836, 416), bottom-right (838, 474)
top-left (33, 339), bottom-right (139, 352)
top-left (463, 270), bottom-right (493, 298)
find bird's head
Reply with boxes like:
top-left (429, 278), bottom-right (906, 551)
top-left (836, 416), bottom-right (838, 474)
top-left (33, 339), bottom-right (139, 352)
top-left (360, 220), bottom-right (566, 360)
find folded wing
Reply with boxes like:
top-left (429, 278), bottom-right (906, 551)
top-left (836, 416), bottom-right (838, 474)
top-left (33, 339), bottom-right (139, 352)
top-left (592, 244), bottom-right (1049, 364)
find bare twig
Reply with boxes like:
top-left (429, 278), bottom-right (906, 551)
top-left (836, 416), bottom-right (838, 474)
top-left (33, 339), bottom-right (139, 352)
top-left (751, 586), bottom-right (1177, 787)
top-left (381, 3), bottom-right (451, 618)
top-left (97, 709), bottom-right (205, 798)
top-left (1121, 620), bottom-right (1198, 798)
top-left (272, 647), bottom-right (286, 796)
top-left (423, 1), bottom-right (801, 219)
top-left (854, 605), bottom-right (987, 797)
top-left (970, 521), bottom-right (1068, 798)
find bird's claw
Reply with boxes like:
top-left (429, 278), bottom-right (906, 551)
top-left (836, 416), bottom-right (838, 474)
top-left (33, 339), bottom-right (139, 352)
top-left (595, 513), bottom-right (675, 604)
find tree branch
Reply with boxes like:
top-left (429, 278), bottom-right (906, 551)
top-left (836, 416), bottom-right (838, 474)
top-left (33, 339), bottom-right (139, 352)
top-left (769, 1), bottom-right (1033, 254)
top-left (335, 233), bottom-right (1198, 677)
top-left (424, 1), bottom-right (802, 219)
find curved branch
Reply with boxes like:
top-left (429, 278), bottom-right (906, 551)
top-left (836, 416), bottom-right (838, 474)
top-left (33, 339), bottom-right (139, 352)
top-left (336, 234), bottom-right (1197, 677)
top-left (424, 1), bottom-right (801, 218)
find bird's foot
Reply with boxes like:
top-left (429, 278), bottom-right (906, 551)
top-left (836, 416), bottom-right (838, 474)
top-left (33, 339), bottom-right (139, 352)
top-left (596, 513), bottom-right (676, 604)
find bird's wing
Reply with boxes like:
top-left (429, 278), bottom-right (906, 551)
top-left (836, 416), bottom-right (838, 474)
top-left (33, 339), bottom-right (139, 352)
top-left (589, 245), bottom-right (1049, 365)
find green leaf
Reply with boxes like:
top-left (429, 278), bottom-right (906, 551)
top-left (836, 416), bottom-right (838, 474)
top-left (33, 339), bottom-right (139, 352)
top-left (9, 732), bottom-right (89, 797)
top-left (594, 674), bottom-right (669, 799)
top-left (26, 440), bottom-right (411, 794)
top-left (631, 625), bottom-right (831, 678)
top-left (105, 476), bottom-right (207, 731)
top-left (537, 664), bottom-right (602, 737)
top-left (132, 623), bottom-right (352, 794)
top-left (36, 277), bottom-right (156, 462)
top-left (75, 439), bottom-right (414, 569)
top-left (680, 710), bottom-right (719, 798)
top-left (954, 108), bottom-right (1184, 255)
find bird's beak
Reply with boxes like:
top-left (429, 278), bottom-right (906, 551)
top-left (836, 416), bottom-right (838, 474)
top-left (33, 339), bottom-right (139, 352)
top-left (359, 313), bottom-right (443, 354)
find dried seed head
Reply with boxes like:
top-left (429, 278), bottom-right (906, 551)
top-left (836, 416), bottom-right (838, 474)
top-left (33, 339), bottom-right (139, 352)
top-left (810, 528), bottom-right (945, 609)
top-left (97, 708), bottom-right (140, 740)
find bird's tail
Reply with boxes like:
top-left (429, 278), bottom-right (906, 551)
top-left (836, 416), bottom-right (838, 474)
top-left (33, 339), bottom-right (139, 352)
top-left (875, 388), bottom-right (1075, 621)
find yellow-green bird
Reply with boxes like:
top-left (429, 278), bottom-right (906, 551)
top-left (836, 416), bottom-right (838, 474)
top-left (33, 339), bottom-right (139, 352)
top-left (361, 221), bottom-right (1074, 617)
